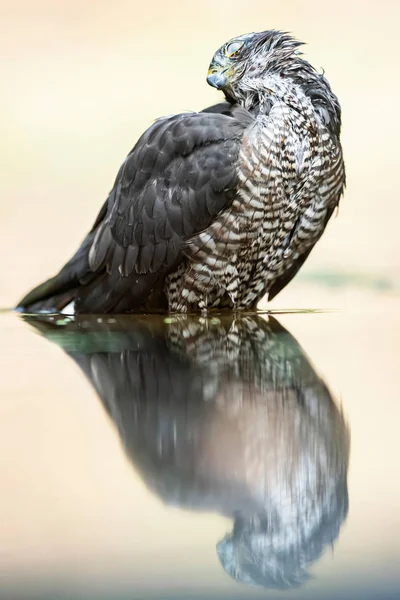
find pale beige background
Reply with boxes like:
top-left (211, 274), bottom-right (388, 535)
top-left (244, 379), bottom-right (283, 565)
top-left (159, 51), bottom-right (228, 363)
top-left (1, 0), bottom-right (400, 308)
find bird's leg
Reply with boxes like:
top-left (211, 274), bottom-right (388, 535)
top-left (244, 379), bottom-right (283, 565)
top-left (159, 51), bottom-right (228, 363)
top-left (198, 295), bottom-right (210, 316)
top-left (223, 262), bottom-right (240, 308)
top-left (199, 305), bottom-right (209, 317)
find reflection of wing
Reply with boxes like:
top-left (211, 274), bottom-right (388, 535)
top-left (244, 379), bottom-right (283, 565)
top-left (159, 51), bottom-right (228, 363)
top-left (24, 313), bottom-right (350, 590)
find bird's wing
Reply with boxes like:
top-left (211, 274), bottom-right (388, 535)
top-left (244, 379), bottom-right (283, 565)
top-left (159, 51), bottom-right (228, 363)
top-left (78, 108), bottom-right (252, 311)
top-left (18, 108), bottom-right (252, 314)
top-left (90, 109), bottom-right (251, 276)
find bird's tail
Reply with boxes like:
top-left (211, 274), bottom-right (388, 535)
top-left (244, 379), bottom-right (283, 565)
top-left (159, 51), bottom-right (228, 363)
top-left (16, 232), bottom-right (95, 314)
top-left (16, 232), bottom-right (166, 314)
top-left (16, 197), bottom-right (168, 314)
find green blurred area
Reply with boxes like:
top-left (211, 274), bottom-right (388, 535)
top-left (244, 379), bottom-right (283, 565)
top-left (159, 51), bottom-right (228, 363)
top-left (298, 270), bottom-right (396, 292)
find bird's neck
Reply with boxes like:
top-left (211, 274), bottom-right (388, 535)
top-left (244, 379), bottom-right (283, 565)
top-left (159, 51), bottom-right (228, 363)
top-left (239, 74), bottom-right (309, 115)
top-left (232, 72), bottom-right (342, 138)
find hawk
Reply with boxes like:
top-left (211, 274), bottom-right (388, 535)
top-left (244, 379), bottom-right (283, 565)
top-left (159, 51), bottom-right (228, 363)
top-left (18, 30), bottom-right (345, 314)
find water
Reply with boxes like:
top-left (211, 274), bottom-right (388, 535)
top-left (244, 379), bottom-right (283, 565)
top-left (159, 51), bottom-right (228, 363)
top-left (1, 295), bottom-right (400, 600)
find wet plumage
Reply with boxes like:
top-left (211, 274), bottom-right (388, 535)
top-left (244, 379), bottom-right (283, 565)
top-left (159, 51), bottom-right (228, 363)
top-left (18, 30), bottom-right (345, 314)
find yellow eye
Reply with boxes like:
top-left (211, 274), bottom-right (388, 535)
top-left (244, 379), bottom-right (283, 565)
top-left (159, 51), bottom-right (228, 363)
top-left (225, 41), bottom-right (243, 57)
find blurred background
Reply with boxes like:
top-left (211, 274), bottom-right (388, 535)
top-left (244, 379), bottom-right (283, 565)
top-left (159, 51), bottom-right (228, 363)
top-left (1, 0), bottom-right (400, 308)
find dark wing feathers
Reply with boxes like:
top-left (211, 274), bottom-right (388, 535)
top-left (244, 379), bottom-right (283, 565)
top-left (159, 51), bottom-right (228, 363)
top-left (18, 106), bottom-right (251, 313)
top-left (90, 110), bottom-right (251, 281)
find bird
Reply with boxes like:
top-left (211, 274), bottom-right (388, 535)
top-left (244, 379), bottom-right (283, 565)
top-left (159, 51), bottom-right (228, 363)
top-left (17, 30), bottom-right (345, 314)
top-left (23, 312), bottom-right (350, 589)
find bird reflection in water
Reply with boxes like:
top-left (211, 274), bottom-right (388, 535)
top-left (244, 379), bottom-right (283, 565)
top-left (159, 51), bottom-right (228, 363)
top-left (25, 313), bottom-right (350, 590)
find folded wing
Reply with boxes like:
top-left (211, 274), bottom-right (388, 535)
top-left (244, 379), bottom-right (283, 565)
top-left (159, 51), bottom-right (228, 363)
top-left (18, 107), bottom-right (252, 313)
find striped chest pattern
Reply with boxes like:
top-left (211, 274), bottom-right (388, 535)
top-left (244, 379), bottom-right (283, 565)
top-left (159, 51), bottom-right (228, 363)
top-left (167, 88), bottom-right (344, 312)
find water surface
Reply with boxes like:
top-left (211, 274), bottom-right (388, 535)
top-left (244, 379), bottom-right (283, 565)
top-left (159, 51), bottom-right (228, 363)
top-left (1, 297), bottom-right (400, 599)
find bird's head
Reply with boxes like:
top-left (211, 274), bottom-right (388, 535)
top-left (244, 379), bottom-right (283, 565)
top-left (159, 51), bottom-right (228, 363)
top-left (207, 30), bottom-right (342, 135)
top-left (207, 30), bottom-right (305, 98)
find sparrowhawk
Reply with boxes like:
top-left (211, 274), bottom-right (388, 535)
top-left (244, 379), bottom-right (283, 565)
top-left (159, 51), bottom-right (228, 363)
top-left (18, 30), bottom-right (345, 314)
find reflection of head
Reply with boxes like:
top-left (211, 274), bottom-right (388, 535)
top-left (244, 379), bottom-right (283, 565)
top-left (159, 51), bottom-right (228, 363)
top-left (218, 451), bottom-right (348, 590)
top-left (213, 364), bottom-right (350, 590)
top-left (217, 490), bottom-right (347, 589)
top-left (25, 313), bottom-right (350, 591)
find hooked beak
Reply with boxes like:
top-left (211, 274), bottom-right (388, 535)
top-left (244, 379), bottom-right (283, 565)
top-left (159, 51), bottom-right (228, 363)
top-left (207, 67), bottom-right (228, 90)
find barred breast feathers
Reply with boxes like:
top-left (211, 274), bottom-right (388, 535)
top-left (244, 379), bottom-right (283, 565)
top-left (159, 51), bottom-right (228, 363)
top-left (180, 74), bottom-right (344, 310)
